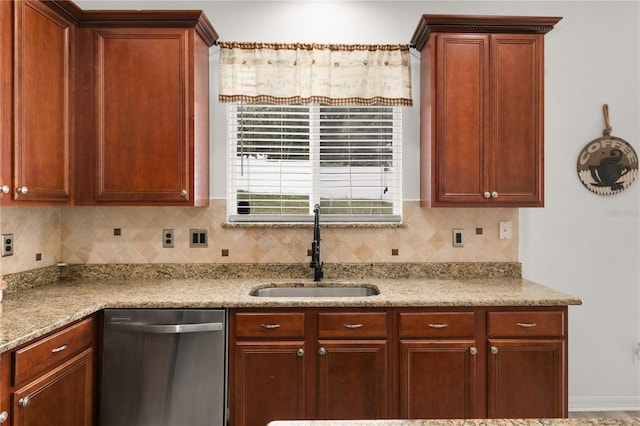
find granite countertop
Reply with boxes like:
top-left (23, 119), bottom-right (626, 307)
top-left (0, 275), bottom-right (581, 353)
top-left (268, 419), bottom-right (639, 425)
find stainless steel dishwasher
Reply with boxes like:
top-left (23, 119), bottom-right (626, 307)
top-left (101, 309), bottom-right (227, 426)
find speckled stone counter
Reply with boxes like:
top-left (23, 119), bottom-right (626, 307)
top-left (268, 419), bottom-right (639, 425)
top-left (0, 274), bottom-right (581, 353)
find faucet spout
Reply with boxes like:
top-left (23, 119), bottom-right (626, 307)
top-left (309, 204), bottom-right (323, 281)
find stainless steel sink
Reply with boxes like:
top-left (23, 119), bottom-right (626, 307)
top-left (250, 286), bottom-right (379, 297)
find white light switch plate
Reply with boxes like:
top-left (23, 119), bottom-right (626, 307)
top-left (452, 229), bottom-right (464, 247)
top-left (499, 221), bottom-right (512, 240)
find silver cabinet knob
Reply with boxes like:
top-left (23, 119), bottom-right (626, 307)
top-left (491, 191), bottom-right (499, 199)
top-left (491, 346), bottom-right (499, 355)
top-left (18, 396), bottom-right (30, 407)
top-left (0, 185), bottom-right (9, 194)
top-left (17, 186), bottom-right (28, 195)
top-left (180, 189), bottom-right (188, 197)
top-left (0, 411), bottom-right (8, 422)
top-left (483, 192), bottom-right (491, 199)
top-left (318, 347), bottom-right (326, 356)
top-left (296, 348), bottom-right (304, 357)
top-left (470, 347), bottom-right (478, 355)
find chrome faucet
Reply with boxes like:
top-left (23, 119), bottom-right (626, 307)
top-left (309, 204), bottom-right (324, 281)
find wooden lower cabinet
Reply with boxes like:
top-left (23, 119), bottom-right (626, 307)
top-left (229, 307), bottom-right (568, 425)
top-left (487, 339), bottom-right (565, 418)
top-left (0, 315), bottom-right (96, 426)
top-left (398, 311), bottom-right (479, 419)
top-left (400, 340), bottom-right (477, 419)
top-left (317, 340), bottom-right (387, 420)
top-left (12, 349), bottom-right (93, 426)
top-left (233, 341), bottom-right (306, 426)
top-left (230, 309), bottom-right (390, 426)
top-left (486, 309), bottom-right (567, 418)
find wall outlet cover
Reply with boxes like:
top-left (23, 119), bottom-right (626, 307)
top-left (163, 229), bottom-right (175, 248)
top-left (499, 221), bottom-right (512, 240)
top-left (1, 234), bottom-right (13, 257)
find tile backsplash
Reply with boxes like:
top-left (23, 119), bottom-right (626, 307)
top-left (0, 200), bottom-right (518, 275)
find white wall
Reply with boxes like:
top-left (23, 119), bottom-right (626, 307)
top-left (78, 0), bottom-right (640, 411)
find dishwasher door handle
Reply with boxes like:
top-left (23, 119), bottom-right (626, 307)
top-left (106, 321), bottom-right (224, 334)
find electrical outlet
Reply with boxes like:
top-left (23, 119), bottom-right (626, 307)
top-left (189, 229), bottom-right (208, 248)
top-left (163, 229), bottom-right (174, 248)
top-left (452, 229), bottom-right (464, 247)
top-left (499, 221), bottom-right (512, 240)
top-left (1, 234), bottom-right (13, 257)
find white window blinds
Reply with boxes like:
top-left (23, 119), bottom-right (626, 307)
top-left (227, 104), bottom-right (402, 222)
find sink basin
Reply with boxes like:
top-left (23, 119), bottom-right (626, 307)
top-left (250, 286), bottom-right (379, 297)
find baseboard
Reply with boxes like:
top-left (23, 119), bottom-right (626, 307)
top-left (570, 396), bottom-right (640, 411)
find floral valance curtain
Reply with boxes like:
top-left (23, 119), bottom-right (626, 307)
top-left (218, 42), bottom-right (412, 106)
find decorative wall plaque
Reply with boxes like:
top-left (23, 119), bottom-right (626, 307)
top-left (577, 105), bottom-right (638, 195)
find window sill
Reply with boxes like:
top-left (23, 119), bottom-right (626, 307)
top-left (222, 221), bottom-right (407, 229)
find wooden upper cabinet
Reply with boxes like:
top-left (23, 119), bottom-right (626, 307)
top-left (74, 10), bottom-right (217, 206)
top-left (95, 28), bottom-right (193, 203)
top-left (1, 0), bottom-right (75, 205)
top-left (1, 2), bottom-right (217, 206)
top-left (411, 15), bottom-right (561, 207)
top-left (0, 1), bottom-right (11, 204)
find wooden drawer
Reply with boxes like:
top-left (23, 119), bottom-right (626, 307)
top-left (234, 313), bottom-right (304, 339)
top-left (487, 310), bottom-right (565, 338)
top-left (399, 312), bottom-right (475, 338)
top-left (13, 316), bottom-right (95, 385)
top-left (318, 312), bottom-right (387, 338)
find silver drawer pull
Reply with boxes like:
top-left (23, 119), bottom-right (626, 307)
top-left (470, 347), bottom-right (478, 355)
top-left (343, 323), bottom-right (363, 329)
top-left (18, 396), bottom-right (30, 407)
top-left (516, 322), bottom-right (537, 328)
top-left (428, 323), bottom-right (448, 329)
top-left (260, 324), bottom-right (281, 329)
top-left (51, 344), bottom-right (68, 353)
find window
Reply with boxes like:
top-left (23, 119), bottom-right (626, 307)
top-left (227, 104), bottom-right (402, 223)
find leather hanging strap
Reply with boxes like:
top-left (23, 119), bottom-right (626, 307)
top-left (602, 104), bottom-right (612, 136)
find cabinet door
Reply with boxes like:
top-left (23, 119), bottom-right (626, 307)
top-left (0, 354), bottom-right (8, 424)
top-left (435, 34), bottom-right (490, 205)
top-left (12, 348), bottom-right (93, 426)
top-left (317, 340), bottom-right (388, 420)
top-left (400, 340), bottom-right (477, 419)
top-left (487, 339), bottom-right (565, 418)
top-left (94, 28), bottom-right (192, 203)
top-left (0, 1), bottom-right (11, 203)
top-left (13, 0), bottom-right (73, 203)
top-left (490, 34), bottom-right (544, 206)
top-left (232, 341), bottom-right (306, 426)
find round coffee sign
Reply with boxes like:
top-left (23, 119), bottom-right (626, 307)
top-left (577, 136), bottom-right (638, 195)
